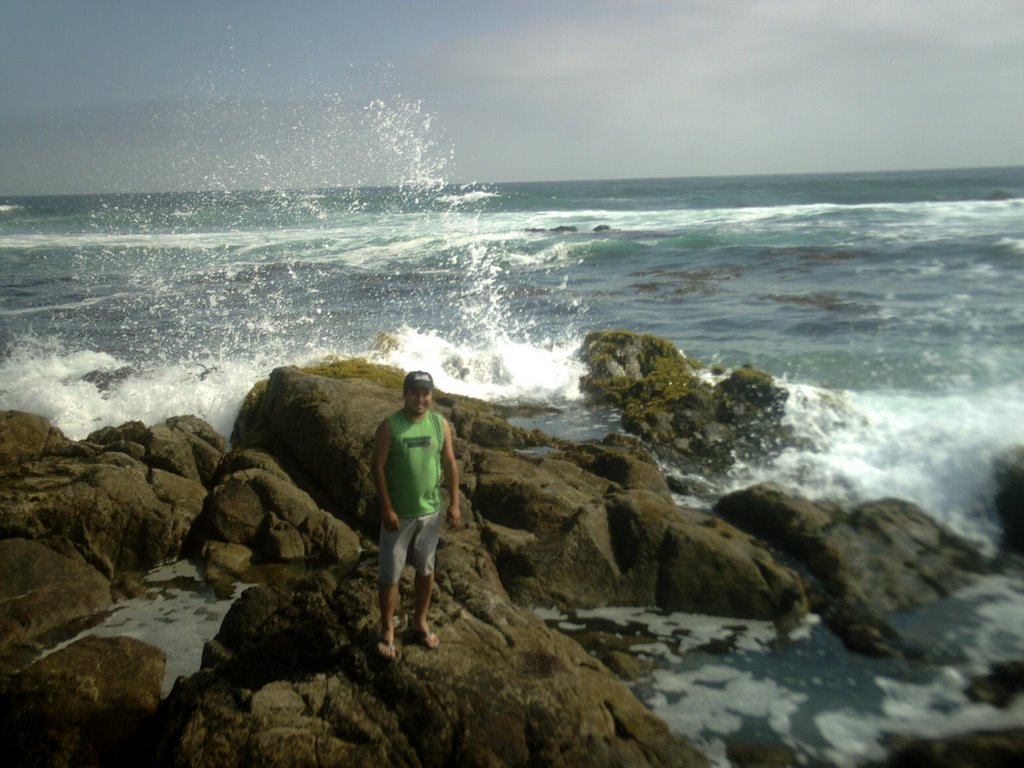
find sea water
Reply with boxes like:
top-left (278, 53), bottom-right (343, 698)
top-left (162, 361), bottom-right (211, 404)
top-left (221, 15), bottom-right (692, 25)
top-left (3, 132), bottom-right (1024, 762)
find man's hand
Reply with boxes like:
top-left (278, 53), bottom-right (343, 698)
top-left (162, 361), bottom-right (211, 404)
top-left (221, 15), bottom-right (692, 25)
top-left (382, 506), bottom-right (400, 532)
top-left (446, 502), bottom-right (461, 529)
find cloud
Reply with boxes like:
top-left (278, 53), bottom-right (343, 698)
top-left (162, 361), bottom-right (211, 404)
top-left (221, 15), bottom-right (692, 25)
top-left (400, 0), bottom-right (1024, 181)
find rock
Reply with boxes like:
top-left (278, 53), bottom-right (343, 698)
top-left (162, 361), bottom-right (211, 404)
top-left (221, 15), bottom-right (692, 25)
top-left (607, 491), bottom-right (808, 623)
top-left (0, 410), bottom-right (54, 468)
top-left (0, 635), bottom-right (165, 767)
top-left (578, 331), bottom-right (792, 475)
top-left (0, 538), bottom-right (111, 654)
top-left (147, 415), bottom-right (226, 485)
top-left (716, 484), bottom-right (988, 655)
top-left (446, 397), bottom-right (551, 450)
top-left (194, 455), bottom-right (361, 566)
top-left (994, 446), bottom-right (1024, 553)
top-left (88, 414), bottom-right (226, 486)
top-left (470, 447), bottom-right (808, 622)
top-left (967, 660), bottom-right (1024, 708)
top-left (886, 728), bottom-right (1024, 767)
top-left (553, 438), bottom-right (673, 498)
top-left (0, 411), bottom-right (215, 666)
top-left (1, 413), bottom-right (216, 575)
top-left (140, 564), bottom-right (707, 767)
top-left (231, 367), bottom-right (399, 528)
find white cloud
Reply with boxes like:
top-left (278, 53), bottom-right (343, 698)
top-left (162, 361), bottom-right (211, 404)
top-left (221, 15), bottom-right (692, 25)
top-left (400, 0), bottom-right (1024, 181)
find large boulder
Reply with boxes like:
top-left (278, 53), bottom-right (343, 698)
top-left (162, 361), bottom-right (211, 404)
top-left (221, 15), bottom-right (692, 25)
top-left (231, 366), bottom-right (401, 528)
top-left (0, 410), bottom-right (68, 468)
top-left (140, 555), bottom-right (707, 767)
top-left (578, 330), bottom-right (792, 475)
top-left (607, 490), bottom-right (808, 623)
top-left (716, 483), bottom-right (988, 654)
top-left (0, 635), bottom-right (165, 767)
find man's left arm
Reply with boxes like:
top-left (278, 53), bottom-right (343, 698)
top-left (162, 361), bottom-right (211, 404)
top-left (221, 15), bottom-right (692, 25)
top-left (442, 417), bottom-right (461, 528)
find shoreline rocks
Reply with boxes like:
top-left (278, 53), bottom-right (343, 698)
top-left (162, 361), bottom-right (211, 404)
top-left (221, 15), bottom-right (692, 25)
top-left (1, 331), bottom-right (1021, 765)
top-left (715, 483), bottom-right (989, 655)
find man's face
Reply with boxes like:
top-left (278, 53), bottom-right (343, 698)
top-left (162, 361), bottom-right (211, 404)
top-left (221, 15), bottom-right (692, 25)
top-left (403, 386), bottom-right (432, 416)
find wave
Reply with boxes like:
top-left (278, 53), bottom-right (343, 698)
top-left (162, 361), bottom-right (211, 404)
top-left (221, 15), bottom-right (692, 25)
top-left (997, 237), bottom-right (1024, 255)
top-left (720, 381), bottom-right (1023, 551)
top-left (437, 189), bottom-right (500, 206)
top-left (0, 204), bottom-right (23, 214)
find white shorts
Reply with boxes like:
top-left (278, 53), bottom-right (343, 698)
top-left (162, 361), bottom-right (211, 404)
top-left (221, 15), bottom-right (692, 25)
top-left (378, 512), bottom-right (441, 585)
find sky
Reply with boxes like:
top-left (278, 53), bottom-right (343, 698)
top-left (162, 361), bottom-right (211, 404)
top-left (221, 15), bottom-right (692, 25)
top-left (2, 0), bottom-right (1023, 195)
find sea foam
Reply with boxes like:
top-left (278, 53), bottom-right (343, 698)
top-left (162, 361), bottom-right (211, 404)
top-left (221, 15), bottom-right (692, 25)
top-left (725, 381), bottom-right (1024, 551)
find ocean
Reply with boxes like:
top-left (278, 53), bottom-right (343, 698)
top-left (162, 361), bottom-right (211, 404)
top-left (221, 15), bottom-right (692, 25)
top-left (3, 166), bottom-right (1024, 765)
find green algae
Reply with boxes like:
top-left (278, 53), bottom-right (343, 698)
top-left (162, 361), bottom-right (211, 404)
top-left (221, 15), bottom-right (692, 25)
top-left (580, 330), bottom-right (708, 439)
top-left (299, 356), bottom-right (407, 389)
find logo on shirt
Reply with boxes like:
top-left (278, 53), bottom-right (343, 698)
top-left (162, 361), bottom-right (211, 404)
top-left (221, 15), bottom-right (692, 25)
top-left (404, 437), bottom-right (432, 449)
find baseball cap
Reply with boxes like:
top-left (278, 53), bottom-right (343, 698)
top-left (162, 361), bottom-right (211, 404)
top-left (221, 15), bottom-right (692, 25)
top-left (403, 371), bottom-right (434, 391)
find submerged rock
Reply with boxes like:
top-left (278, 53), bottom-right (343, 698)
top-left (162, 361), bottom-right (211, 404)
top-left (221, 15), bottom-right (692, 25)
top-left (968, 659), bottom-right (1024, 708)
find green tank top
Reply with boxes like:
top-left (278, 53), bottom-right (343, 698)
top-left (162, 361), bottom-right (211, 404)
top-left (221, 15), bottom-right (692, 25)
top-left (385, 409), bottom-right (445, 518)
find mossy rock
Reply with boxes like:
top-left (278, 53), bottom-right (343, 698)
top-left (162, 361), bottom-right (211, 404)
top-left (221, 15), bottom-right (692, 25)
top-left (578, 330), bottom-right (792, 474)
top-left (233, 358), bottom-right (406, 445)
top-left (579, 330), bottom-right (709, 442)
top-left (299, 356), bottom-right (407, 389)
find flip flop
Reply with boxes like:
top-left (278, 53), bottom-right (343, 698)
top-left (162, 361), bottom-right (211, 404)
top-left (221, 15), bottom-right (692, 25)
top-left (376, 637), bottom-right (397, 661)
top-left (412, 629), bottom-right (440, 650)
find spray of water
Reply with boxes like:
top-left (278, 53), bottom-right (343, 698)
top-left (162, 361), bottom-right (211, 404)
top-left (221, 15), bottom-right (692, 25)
top-left (0, 57), bottom-right (585, 440)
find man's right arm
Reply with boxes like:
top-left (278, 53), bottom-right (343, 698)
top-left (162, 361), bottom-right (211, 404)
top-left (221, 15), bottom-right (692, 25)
top-left (372, 419), bottom-right (400, 531)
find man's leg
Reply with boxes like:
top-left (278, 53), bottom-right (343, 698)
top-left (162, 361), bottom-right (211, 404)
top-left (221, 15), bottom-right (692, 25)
top-left (409, 513), bottom-right (441, 649)
top-left (412, 572), bottom-right (439, 649)
top-left (378, 582), bottom-right (399, 658)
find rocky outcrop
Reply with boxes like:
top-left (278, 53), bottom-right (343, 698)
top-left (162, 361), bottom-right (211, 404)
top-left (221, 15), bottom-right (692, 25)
top-left (231, 367), bottom-right (408, 529)
top-left (715, 483), bottom-right (988, 655)
top-left (0, 635), bottom-right (165, 767)
top-left (578, 330), bottom-right (793, 476)
top-left (233, 367), bottom-right (809, 626)
top-left (0, 411), bottom-right (222, 578)
top-left (139, 562), bottom-right (707, 767)
top-left (0, 410), bottom-right (222, 670)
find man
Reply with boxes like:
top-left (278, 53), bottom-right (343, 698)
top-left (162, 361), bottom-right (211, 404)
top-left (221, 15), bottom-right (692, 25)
top-left (371, 370), bottom-right (460, 660)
